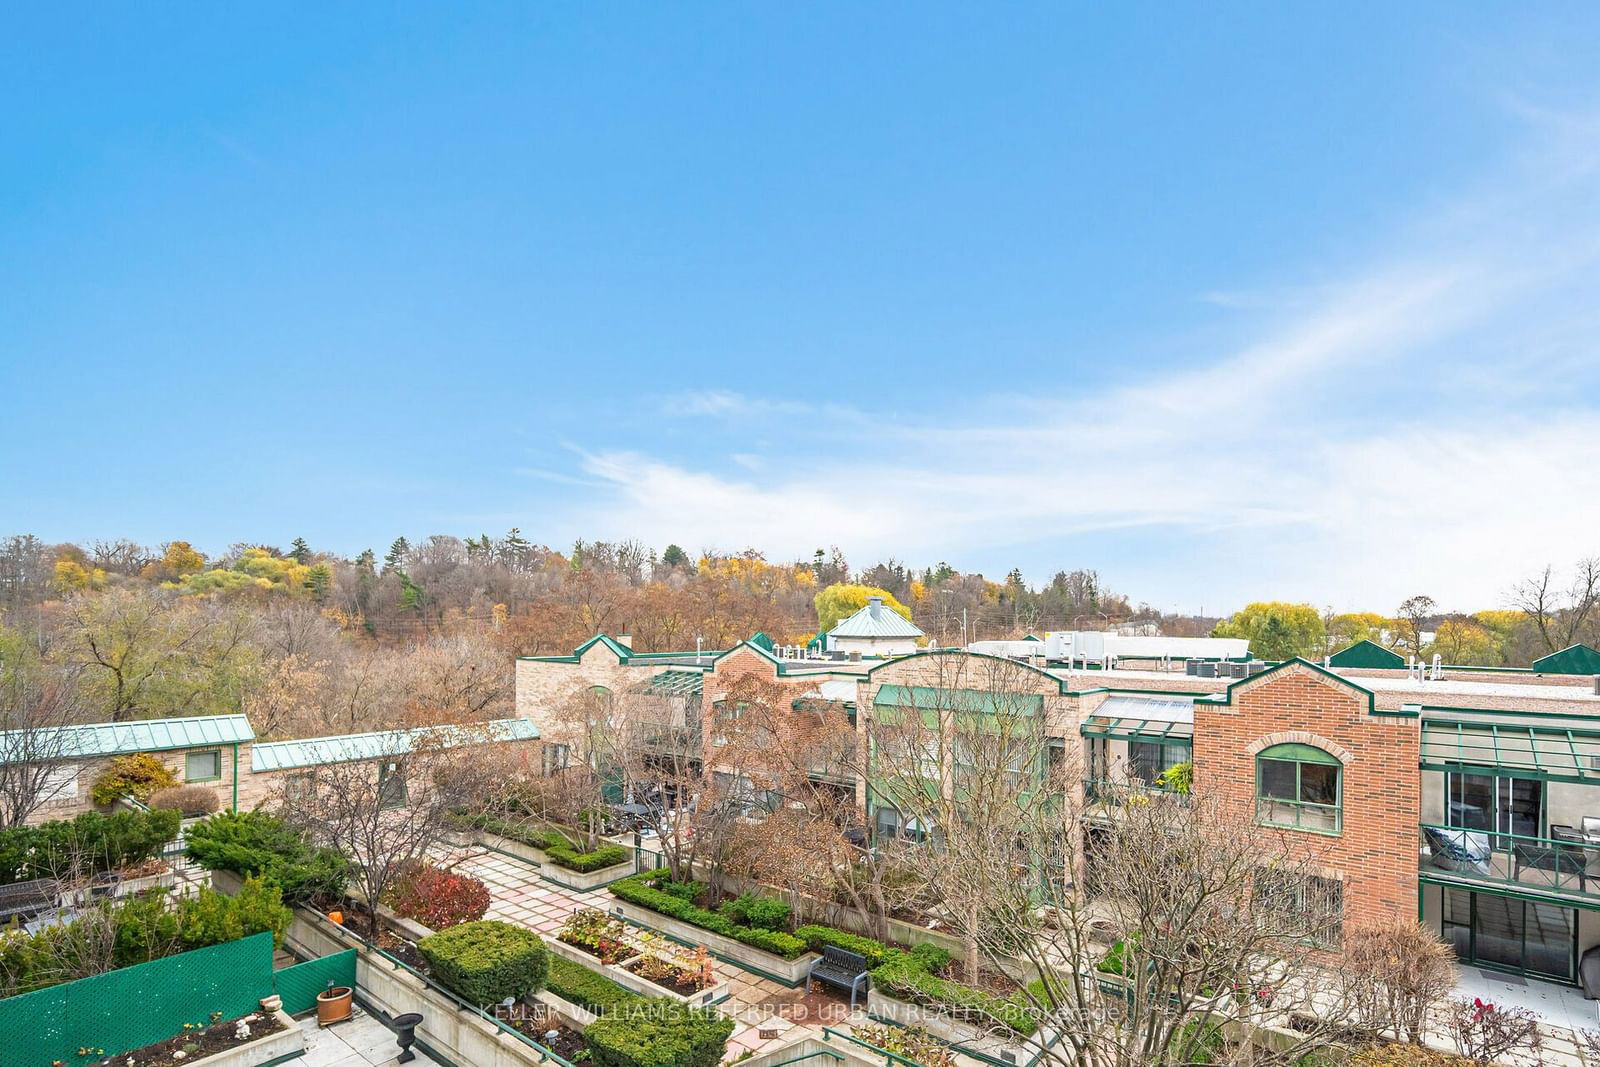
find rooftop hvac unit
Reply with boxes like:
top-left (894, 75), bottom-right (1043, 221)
top-left (1197, 662), bottom-right (1217, 679)
top-left (1185, 659), bottom-right (1200, 676)
top-left (1594, 675), bottom-right (1600, 697)
top-left (1228, 663), bottom-right (1249, 679)
top-left (1248, 661), bottom-right (1269, 676)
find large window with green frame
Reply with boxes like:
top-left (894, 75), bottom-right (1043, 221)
top-left (1256, 743), bottom-right (1341, 833)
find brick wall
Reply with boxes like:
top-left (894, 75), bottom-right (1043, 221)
top-left (1194, 663), bottom-right (1420, 932)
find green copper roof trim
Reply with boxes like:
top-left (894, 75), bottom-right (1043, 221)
top-left (1328, 639), bottom-right (1406, 670)
top-left (1532, 644), bottom-right (1600, 676)
top-left (1217, 657), bottom-right (1382, 718)
top-left (748, 631), bottom-right (775, 652)
top-left (1259, 742), bottom-right (1341, 765)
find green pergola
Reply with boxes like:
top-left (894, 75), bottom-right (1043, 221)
top-left (1079, 715), bottom-right (1194, 749)
top-left (1420, 716), bottom-right (1600, 784)
top-left (638, 669), bottom-right (706, 698)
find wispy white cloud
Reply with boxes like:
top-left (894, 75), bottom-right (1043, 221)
top-left (548, 103), bottom-right (1600, 611)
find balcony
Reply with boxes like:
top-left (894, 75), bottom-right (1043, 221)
top-left (1421, 823), bottom-right (1600, 902)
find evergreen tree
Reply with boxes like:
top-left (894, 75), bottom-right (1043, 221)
top-left (662, 544), bottom-right (689, 570)
top-left (304, 563), bottom-right (332, 602)
top-left (384, 537), bottom-right (410, 573)
top-left (289, 537), bottom-right (311, 565)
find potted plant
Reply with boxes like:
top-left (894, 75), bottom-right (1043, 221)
top-left (317, 981), bottom-right (354, 1026)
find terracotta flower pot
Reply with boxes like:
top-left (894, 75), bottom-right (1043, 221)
top-left (328, 909), bottom-right (344, 925)
top-left (317, 986), bottom-right (353, 1027)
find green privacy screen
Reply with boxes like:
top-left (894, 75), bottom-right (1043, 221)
top-left (0, 931), bottom-right (275, 1067)
top-left (276, 948), bottom-right (357, 1015)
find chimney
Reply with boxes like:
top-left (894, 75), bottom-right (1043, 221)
top-left (867, 597), bottom-right (882, 620)
top-left (616, 634), bottom-right (633, 650)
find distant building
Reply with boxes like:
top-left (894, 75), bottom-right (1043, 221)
top-left (828, 596), bottom-right (924, 657)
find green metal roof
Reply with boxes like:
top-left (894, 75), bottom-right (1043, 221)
top-left (0, 714), bottom-right (254, 764)
top-left (874, 684), bottom-right (1042, 717)
top-left (638, 670), bottom-right (706, 698)
top-left (1080, 694), bottom-right (1195, 744)
top-left (251, 718), bottom-right (538, 772)
top-left (1531, 644), bottom-right (1600, 676)
top-left (1328, 640), bottom-right (1405, 670)
top-left (831, 600), bottom-right (924, 639)
top-left (1419, 715), bottom-right (1600, 783)
top-left (749, 631), bottom-right (775, 652)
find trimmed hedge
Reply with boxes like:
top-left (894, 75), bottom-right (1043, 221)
top-left (546, 954), bottom-right (642, 1015)
top-left (0, 808), bottom-right (180, 886)
top-left (583, 1000), bottom-right (735, 1067)
top-left (418, 920), bottom-right (549, 1007)
top-left (718, 892), bottom-right (791, 932)
top-left (609, 872), bottom-right (807, 960)
top-left (470, 813), bottom-right (631, 873)
top-left (794, 924), bottom-right (894, 967)
top-left (184, 811), bottom-right (351, 905)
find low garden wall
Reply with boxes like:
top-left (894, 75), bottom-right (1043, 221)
top-left (287, 909), bottom-right (565, 1067)
top-left (868, 987), bottom-right (1056, 1067)
top-left (605, 897), bottom-right (819, 985)
top-left (544, 931), bottom-right (730, 1008)
top-left (478, 829), bottom-right (637, 890)
top-left (199, 1009), bottom-right (304, 1067)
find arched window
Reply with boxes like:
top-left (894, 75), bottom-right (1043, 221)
top-left (1256, 743), bottom-right (1342, 833)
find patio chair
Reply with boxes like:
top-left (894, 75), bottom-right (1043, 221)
top-left (1422, 827), bottom-right (1491, 875)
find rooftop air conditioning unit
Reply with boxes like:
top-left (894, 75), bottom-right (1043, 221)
top-left (1594, 675), bottom-right (1600, 697)
top-left (1185, 659), bottom-right (1200, 677)
top-left (1197, 662), bottom-right (1217, 679)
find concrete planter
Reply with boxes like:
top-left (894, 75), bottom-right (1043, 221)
top-left (534, 988), bottom-right (598, 1029)
top-left (210, 868), bottom-right (246, 895)
top-left (181, 1009), bottom-right (303, 1067)
top-left (478, 830), bottom-right (636, 890)
top-left (545, 934), bottom-right (729, 1007)
top-left (606, 897), bottom-right (818, 985)
top-left (867, 987), bottom-right (1055, 1067)
top-left (116, 869), bottom-right (177, 896)
top-left (289, 908), bottom-right (564, 1067)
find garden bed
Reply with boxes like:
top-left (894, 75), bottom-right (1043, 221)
top-left (546, 909), bottom-right (729, 1007)
top-left (99, 1009), bottom-right (298, 1067)
top-left (477, 828), bottom-right (636, 890)
top-left (868, 987), bottom-right (1056, 1066)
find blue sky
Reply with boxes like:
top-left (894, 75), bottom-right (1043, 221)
top-left (4, 5), bottom-right (1600, 613)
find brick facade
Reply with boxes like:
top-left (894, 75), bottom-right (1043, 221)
top-left (1194, 661), bottom-right (1421, 931)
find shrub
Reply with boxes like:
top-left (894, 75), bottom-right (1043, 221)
top-left (149, 784), bottom-right (222, 817)
top-left (91, 753), bottom-right (179, 805)
top-left (417, 920), bottom-right (549, 1007)
top-left (610, 873), bottom-right (807, 960)
top-left (1351, 1046), bottom-right (1474, 1066)
top-left (852, 1023), bottom-right (957, 1067)
top-left (718, 892), bottom-right (791, 932)
top-left (872, 949), bottom-right (1037, 1037)
top-left (385, 863), bottom-right (491, 930)
top-left (184, 811), bottom-right (350, 904)
top-left (583, 1000), bottom-right (735, 1067)
top-left (0, 808), bottom-right (180, 886)
top-left (794, 925), bottom-right (950, 975)
top-left (546, 954), bottom-right (642, 1015)
top-left (470, 813), bottom-right (631, 872)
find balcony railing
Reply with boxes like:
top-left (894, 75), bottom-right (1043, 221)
top-left (1421, 823), bottom-right (1598, 900)
top-left (1085, 778), bottom-right (1189, 807)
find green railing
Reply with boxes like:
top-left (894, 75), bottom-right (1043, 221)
top-left (765, 1050), bottom-right (843, 1067)
top-left (1421, 822), bottom-right (1596, 898)
top-left (0, 932), bottom-right (275, 1067)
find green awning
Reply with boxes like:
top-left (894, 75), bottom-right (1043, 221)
top-left (1079, 717), bottom-right (1194, 746)
top-left (1420, 717), bottom-right (1600, 783)
top-left (874, 685), bottom-right (1043, 717)
top-left (638, 670), bottom-right (706, 698)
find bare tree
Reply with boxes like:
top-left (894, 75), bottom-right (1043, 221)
top-left (274, 730), bottom-right (509, 935)
top-left (1394, 595), bottom-right (1437, 657)
top-left (1339, 917), bottom-right (1457, 1044)
top-left (1510, 558), bottom-right (1600, 655)
top-left (859, 652), bottom-right (1365, 1067)
top-left (0, 645), bottom-right (85, 828)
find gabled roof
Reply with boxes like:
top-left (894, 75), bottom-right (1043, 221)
top-left (251, 718), bottom-right (538, 772)
top-left (1532, 644), bottom-right (1600, 676)
top-left (0, 714), bottom-right (255, 764)
top-left (830, 599), bottom-right (924, 639)
top-left (1328, 639), bottom-right (1405, 670)
top-left (749, 631), bottom-right (776, 652)
top-left (1219, 657), bottom-right (1399, 718)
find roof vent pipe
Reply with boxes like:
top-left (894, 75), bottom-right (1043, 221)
top-left (867, 596), bottom-right (882, 620)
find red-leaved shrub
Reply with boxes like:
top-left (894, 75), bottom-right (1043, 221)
top-left (385, 864), bottom-right (491, 930)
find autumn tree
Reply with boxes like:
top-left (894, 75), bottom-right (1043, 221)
top-left (0, 629), bottom-right (85, 827)
top-left (1511, 558), bottom-right (1600, 655)
top-left (1394, 595), bottom-right (1438, 657)
top-left (1213, 601), bottom-right (1325, 660)
top-left (814, 583), bottom-right (913, 634)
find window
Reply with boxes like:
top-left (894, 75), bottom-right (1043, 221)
top-left (1256, 743), bottom-right (1341, 833)
top-left (186, 750), bottom-right (221, 782)
top-left (1129, 742), bottom-right (1188, 786)
top-left (542, 743), bottom-right (572, 777)
top-left (378, 761), bottom-right (408, 810)
top-left (1256, 868), bottom-right (1344, 948)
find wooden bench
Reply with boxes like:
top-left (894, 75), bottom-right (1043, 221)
top-left (806, 945), bottom-right (870, 1009)
top-left (0, 878), bottom-right (58, 924)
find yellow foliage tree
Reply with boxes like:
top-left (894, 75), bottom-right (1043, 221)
top-left (813, 584), bottom-right (914, 634)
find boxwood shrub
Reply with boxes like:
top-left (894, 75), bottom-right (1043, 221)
top-left (718, 892), bottom-right (791, 932)
top-left (184, 810), bottom-right (350, 904)
top-left (0, 808), bottom-right (180, 886)
top-left (468, 813), bottom-right (631, 873)
top-left (609, 872), bottom-right (807, 960)
top-left (417, 920), bottom-right (549, 1007)
top-left (546, 954), bottom-right (642, 1015)
top-left (583, 1000), bottom-right (735, 1067)
top-left (871, 950), bottom-right (1038, 1037)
